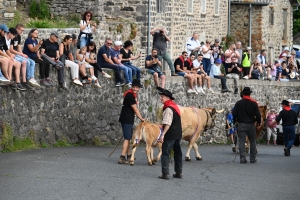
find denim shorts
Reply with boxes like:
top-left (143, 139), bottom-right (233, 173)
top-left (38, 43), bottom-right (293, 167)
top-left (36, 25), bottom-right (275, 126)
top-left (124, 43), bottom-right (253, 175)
top-left (121, 124), bottom-right (133, 140)
top-left (176, 71), bottom-right (186, 77)
top-left (148, 69), bottom-right (164, 77)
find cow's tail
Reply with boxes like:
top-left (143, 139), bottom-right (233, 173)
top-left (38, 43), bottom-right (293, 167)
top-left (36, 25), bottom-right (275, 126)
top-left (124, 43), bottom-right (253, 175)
top-left (132, 122), bottom-right (145, 148)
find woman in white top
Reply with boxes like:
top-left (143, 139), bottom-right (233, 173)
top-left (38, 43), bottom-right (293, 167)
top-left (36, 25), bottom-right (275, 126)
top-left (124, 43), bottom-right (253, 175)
top-left (79, 11), bottom-right (96, 48)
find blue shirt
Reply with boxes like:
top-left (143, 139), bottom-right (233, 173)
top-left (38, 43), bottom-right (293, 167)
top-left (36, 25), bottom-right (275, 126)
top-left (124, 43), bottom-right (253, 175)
top-left (227, 113), bottom-right (236, 134)
top-left (97, 45), bottom-right (112, 64)
top-left (23, 38), bottom-right (38, 59)
top-left (110, 48), bottom-right (120, 63)
top-left (145, 55), bottom-right (161, 71)
top-left (275, 66), bottom-right (282, 80)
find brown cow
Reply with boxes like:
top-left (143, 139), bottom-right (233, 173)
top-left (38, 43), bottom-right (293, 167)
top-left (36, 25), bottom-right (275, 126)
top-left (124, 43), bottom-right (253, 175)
top-left (129, 121), bottom-right (162, 166)
top-left (157, 106), bottom-right (223, 161)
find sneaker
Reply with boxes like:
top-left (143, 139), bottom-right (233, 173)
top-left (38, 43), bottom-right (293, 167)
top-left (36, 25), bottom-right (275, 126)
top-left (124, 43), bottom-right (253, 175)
top-left (231, 144), bottom-right (235, 148)
top-left (198, 87), bottom-right (205, 94)
top-left (187, 89), bottom-right (196, 94)
top-left (156, 86), bottom-right (163, 91)
top-left (203, 85), bottom-right (207, 91)
top-left (82, 79), bottom-right (88, 84)
top-left (22, 82), bottom-right (35, 90)
top-left (0, 76), bottom-right (11, 84)
top-left (28, 78), bottom-right (41, 88)
top-left (193, 88), bottom-right (198, 94)
top-left (208, 88), bottom-right (214, 94)
top-left (46, 79), bottom-right (54, 86)
top-left (94, 82), bottom-right (102, 88)
top-left (115, 82), bottom-right (121, 87)
top-left (41, 79), bottom-right (51, 87)
top-left (120, 82), bottom-right (126, 86)
top-left (171, 72), bottom-right (178, 76)
top-left (73, 79), bottom-right (83, 86)
top-left (9, 81), bottom-right (17, 89)
top-left (103, 72), bottom-right (111, 78)
top-left (16, 83), bottom-right (26, 91)
top-left (243, 76), bottom-right (249, 80)
top-left (118, 156), bottom-right (129, 164)
top-left (126, 83), bottom-right (132, 88)
top-left (250, 158), bottom-right (257, 163)
top-left (59, 83), bottom-right (68, 90)
top-left (91, 75), bottom-right (97, 81)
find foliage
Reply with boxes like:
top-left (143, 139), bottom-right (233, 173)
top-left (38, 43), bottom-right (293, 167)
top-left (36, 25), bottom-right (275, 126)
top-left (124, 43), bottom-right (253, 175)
top-left (1, 123), bottom-right (13, 152)
top-left (7, 10), bottom-right (22, 28)
top-left (53, 139), bottom-right (71, 147)
top-left (221, 35), bottom-right (234, 50)
top-left (26, 18), bottom-right (78, 28)
top-left (29, 0), bottom-right (50, 19)
top-left (293, 5), bottom-right (300, 35)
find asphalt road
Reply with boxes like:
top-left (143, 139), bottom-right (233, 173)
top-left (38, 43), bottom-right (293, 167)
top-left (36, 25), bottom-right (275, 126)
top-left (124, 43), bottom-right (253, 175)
top-left (0, 144), bottom-right (299, 200)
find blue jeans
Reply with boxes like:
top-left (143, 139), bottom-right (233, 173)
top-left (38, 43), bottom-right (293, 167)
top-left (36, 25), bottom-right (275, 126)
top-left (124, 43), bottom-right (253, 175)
top-left (118, 64), bottom-right (132, 83)
top-left (15, 55), bottom-right (35, 80)
top-left (122, 62), bottom-right (141, 80)
top-left (202, 58), bottom-right (211, 75)
top-left (80, 37), bottom-right (93, 48)
top-left (283, 126), bottom-right (296, 149)
top-left (121, 123), bottom-right (133, 140)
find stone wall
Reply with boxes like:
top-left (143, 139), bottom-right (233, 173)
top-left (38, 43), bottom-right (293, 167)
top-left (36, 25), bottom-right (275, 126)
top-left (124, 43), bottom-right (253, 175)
top-left (230, 0), bottom-right (294, 62)
top-left (0, 62), bottom-right (299, 150)
top-left (294, 32), bottom-right (300, 45)
top-left (0, 0), bottom-right (16, 22)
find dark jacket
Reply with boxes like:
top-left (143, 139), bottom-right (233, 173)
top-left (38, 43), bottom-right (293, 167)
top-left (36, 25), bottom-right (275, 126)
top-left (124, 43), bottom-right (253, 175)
top-left (276, 109), bottom-right (298, 126)
top-left (232, 99), bottom-right (261, 124)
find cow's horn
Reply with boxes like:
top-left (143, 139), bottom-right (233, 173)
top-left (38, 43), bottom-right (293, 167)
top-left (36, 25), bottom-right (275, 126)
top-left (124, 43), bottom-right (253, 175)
top-left (215, 109), bottom-right (225, 113)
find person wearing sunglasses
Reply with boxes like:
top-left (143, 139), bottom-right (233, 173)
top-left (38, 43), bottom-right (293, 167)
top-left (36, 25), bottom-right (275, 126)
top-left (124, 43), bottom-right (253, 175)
top-left (79, 11), bottom-right (96, 48)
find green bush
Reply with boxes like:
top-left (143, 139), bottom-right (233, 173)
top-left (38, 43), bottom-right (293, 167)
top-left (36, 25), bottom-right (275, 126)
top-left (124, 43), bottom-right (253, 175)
top-left (29, 0), bottom-right (50, 19)
top-left (29, 0), bottom-right (38, 18)
top-left (7, 10), bottom-right (22, 28)
top-left (26, 19), bottom-right (51, 28)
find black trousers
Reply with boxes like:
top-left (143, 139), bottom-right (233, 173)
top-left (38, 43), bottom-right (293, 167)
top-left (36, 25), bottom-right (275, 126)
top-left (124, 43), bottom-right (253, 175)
top-left (99, 62), bottom-right (124, 83)
top-left (32, 58), bottom-right (49, 79)
top-left (89, 62), bottom-right (102, 78)
top-left (214, 75), bottom-right (227, 89)
top-left (41, 54), bottom-right (65, 85)
top-left (161, 139), bottom-right (182, 175)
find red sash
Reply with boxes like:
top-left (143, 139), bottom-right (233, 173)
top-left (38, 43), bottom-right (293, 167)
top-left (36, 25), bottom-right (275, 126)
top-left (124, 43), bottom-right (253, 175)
top-left (163, 100), bottom-right (180, 116)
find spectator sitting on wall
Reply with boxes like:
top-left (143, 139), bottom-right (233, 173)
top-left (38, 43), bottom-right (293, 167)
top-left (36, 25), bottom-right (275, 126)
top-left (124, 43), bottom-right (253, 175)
top-left (279, 47), bottom-right (289, 59)
top-left (77, 46), bottom-right (97, 85)
top-left (97, 38), bottom-right (125, 87)
top-left (278, 53), bottom-right (287, 64)
top-left (120, 40), bottom-right (142, 80)
top-left (241, 47), bottom-right (252, 79)
top-left (192, 54), bottom-right (214, 94)
top-left (145, 48), bottom-right (166, 90)
top-left (23, 29), bottom-right (50, 87)
top-left (150, 25), bottom-right (177, 76)
top-left (226, 56), bottom-right (241, 94)
top-left (275, 60), bottom-right (283, 82)
top-left (280, 61), bottom-right (290, 82)
top-left (290, 50), bottom-right (300, 71)
top-left (184, 53), bottom-right (203, 94)
top-left (0, 26), bottom-right (10, 83)
top-left (256, 49), bottom-right (268, 80)
top-left (268, 60), bottom-right (278, 81)
top-left (69, 34), bottom-right (78, 63)
top-left (248, 59), bottom-right (262, 80)
top-left (1, 26), bottom-right (24, 90)
top-left (210, 58), bottom-right (230, 93)
top-left (111, 41), bottom-right (133, 87)
top-left (9, 24), bottom-right (40, 89)
top-left (79, 10), bottom-right (96, 48)
top-left (224, 44), bottom-right (240, 75)
top-left (174, 51), bottom-right (196, 94)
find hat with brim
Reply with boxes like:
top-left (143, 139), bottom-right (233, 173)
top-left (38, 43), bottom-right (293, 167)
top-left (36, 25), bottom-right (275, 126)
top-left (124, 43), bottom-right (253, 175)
top-left (158, 89), bottom-right (175, 100)
top-left (131, 79), bottom-right (142, 88)
top-left (215, 58), bottom-right (222, 64)
top-left (242, 87), bottom-right (252, 95)
top-left (281, 100), bottom-right (290, 106)
top-left (291, 50), bottom-right (296, 55)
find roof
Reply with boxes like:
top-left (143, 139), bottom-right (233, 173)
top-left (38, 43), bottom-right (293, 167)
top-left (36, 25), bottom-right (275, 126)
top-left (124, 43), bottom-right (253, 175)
top-left (230, 0), bottom-right (270, 5)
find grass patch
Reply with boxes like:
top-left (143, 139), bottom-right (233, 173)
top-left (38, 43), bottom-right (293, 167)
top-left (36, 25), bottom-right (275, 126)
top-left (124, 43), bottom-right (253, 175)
top-left (53, 139), bottom-right (71, 147)
top-left (93, 136), bottom-right (102, 146)
top-left (144, 79), bottom-right (151, 87)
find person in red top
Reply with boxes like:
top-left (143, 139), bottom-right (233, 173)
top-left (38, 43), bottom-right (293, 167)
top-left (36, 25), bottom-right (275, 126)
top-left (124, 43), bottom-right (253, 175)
top-left (118, 79), bottom-right (145, 164)
top-left (266, 108), bottom-right (278, 146)
top-left (184, 53), bottom-right (203, 94)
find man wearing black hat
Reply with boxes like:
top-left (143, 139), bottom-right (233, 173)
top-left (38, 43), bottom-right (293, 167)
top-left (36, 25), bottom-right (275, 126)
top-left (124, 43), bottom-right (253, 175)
top-left (271, 100), bottom-right (298, 156)
top-left (158, 89), bottom-right (182, 180)
top-left (118, 79), bottom-right (145, 164)
top-left (232, 87), bottom-right (261, 163)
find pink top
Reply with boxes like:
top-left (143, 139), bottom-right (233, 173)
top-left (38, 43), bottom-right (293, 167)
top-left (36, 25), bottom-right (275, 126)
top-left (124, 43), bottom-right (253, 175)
top-left (267, 113), bottom-right (277, 128)
top-left (225, 49), bottom-right (240, 63)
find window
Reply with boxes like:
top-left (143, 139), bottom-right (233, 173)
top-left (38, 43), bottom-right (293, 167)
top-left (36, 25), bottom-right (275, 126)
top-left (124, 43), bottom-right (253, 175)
top-left (201, 0), bottom-right (206, 14)
top-left (156, 0), bottom-right (164, 13)
top-left (187, 0), bottom-right (193, 14)
top-left (282, 9), bottom-right (287, 40)
top-left (214, 0), bottom-right (220, 15)
top-left (269, 8), bottom-right (274, 25)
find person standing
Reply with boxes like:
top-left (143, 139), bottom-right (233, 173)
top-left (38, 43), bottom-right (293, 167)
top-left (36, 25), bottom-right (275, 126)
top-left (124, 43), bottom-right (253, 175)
top-left (118, 79), bottom-right (145, 164)
top-left (266, 108), bottom-right (278, 146)
top-left (232, 87), bottom-right (261, 164)
top-left (158, 89), bottom-right (182, 180)
top-left (79, 11), bottom-right (96, 48)
top-left (271, 100), bottom-right (298, 156)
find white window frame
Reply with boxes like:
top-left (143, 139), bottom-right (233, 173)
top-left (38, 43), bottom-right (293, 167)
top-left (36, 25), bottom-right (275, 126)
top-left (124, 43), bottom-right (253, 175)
top-left (187, 0), bottom-right (193, 15)
top-left (214, 0), bottom-right (220, 15)
top-left (201, 0), bottom-right (206, 14)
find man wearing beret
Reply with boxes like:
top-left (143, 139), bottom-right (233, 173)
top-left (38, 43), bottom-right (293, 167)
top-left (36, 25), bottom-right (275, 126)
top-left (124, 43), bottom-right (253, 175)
top-left (271, 100), bottom-right (298, 156)
top-left (232, 87), bottom-right (261, 164)
top-left (158, 89), bottom-right (182, 180)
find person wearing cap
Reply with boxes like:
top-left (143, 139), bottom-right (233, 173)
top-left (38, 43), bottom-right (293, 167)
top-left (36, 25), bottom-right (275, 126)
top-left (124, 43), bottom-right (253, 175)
top-left (210, 58), bottom-right (230, 93)
top-left (279, 47), bottom-right (290, 59)
top-left (0, 25), bottom-right (25, 90)
top-left (97, 38), bottom-right (125, 87)
top-left (201, 39), bottom-right (213, 75)
top-left (40, 32), bottom-right (67, 89)
top-left (226, 56), bottom-right (241, 94)
top-left (210, 38), bottom-right (223, 63)
top-left (186, 32), bottom-right (202, 58)
top-left (271, 100), bottom-right (298, 156)
top-left (173, 51), bottom-right (196, 94)
top-left (150, 26), bottom-right (177, 76)
top-left (241, 47), bottom-right (252, 79)
top-left (111, 41), bottom-right (133, 87)
top-left (235, 41), bottom-right (243, 64)
top-left (224, 44), bottom-right (240, 75)
top-left (256, 49), bottom-right (268, 80)
top-left (120, 40), bottom-right (142, 81)
top-left (118, 79), bottom-right (145, 164)
top-left (9, 24), bottom-right (40, 89)
top-left (158, 89), bottom-right (182, 180)
top-left (278, 53), bottom-right (287, 64)
top-left (266, 108), bottom-right (278, 145)
top-left (145, 48), bottom-right (166, 90)
top-left (232, 87), bottom-right (261, 163)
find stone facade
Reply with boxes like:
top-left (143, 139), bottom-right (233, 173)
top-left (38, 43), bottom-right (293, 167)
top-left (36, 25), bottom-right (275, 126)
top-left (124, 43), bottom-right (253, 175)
top-left (0, 62), bottom-right (299, 150)
top-left (230, 0), bottom-right (294, 62)
top-left (0, 0), bottom-right (16, 22)
top-left (294, 32), bottom-right (300, 45)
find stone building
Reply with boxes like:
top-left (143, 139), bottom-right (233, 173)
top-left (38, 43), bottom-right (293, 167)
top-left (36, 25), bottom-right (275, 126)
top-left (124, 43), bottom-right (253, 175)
top-left (230, 0), bottom-right (300, 61)
top-left (0, 0), bottom-right (15, 21)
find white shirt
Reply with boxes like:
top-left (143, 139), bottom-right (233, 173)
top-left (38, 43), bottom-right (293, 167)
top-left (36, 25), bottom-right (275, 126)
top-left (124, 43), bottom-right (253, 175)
top-left (186, 37), bottom-right (200, 56)
top-left (202, 45), bottom-right (211, 59)
top-left (80, 20), bottom-right (92, 37)
top-left (192, 59), bottom-right (202, 72)
top-left (257, 54), bottom-right (266, 65)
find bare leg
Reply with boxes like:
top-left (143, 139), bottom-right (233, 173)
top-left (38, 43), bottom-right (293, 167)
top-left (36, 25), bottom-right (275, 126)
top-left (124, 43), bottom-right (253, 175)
top-left (7, 58), bottom-right (14, 80)
top-left (160, 74), bottom-right (166, 88)
top-left (153, 72), bottom-right (159, 87)
top-left (0, 58), bottom-right (9, 79)
top-left (206, 76), bottom-right (211, 88)
top-left (21, 60), bottom-right (27, 82)
top-left (121, 139), bottom-right (130, 156)
top-left (13, 60), bottom-right (21, 83)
